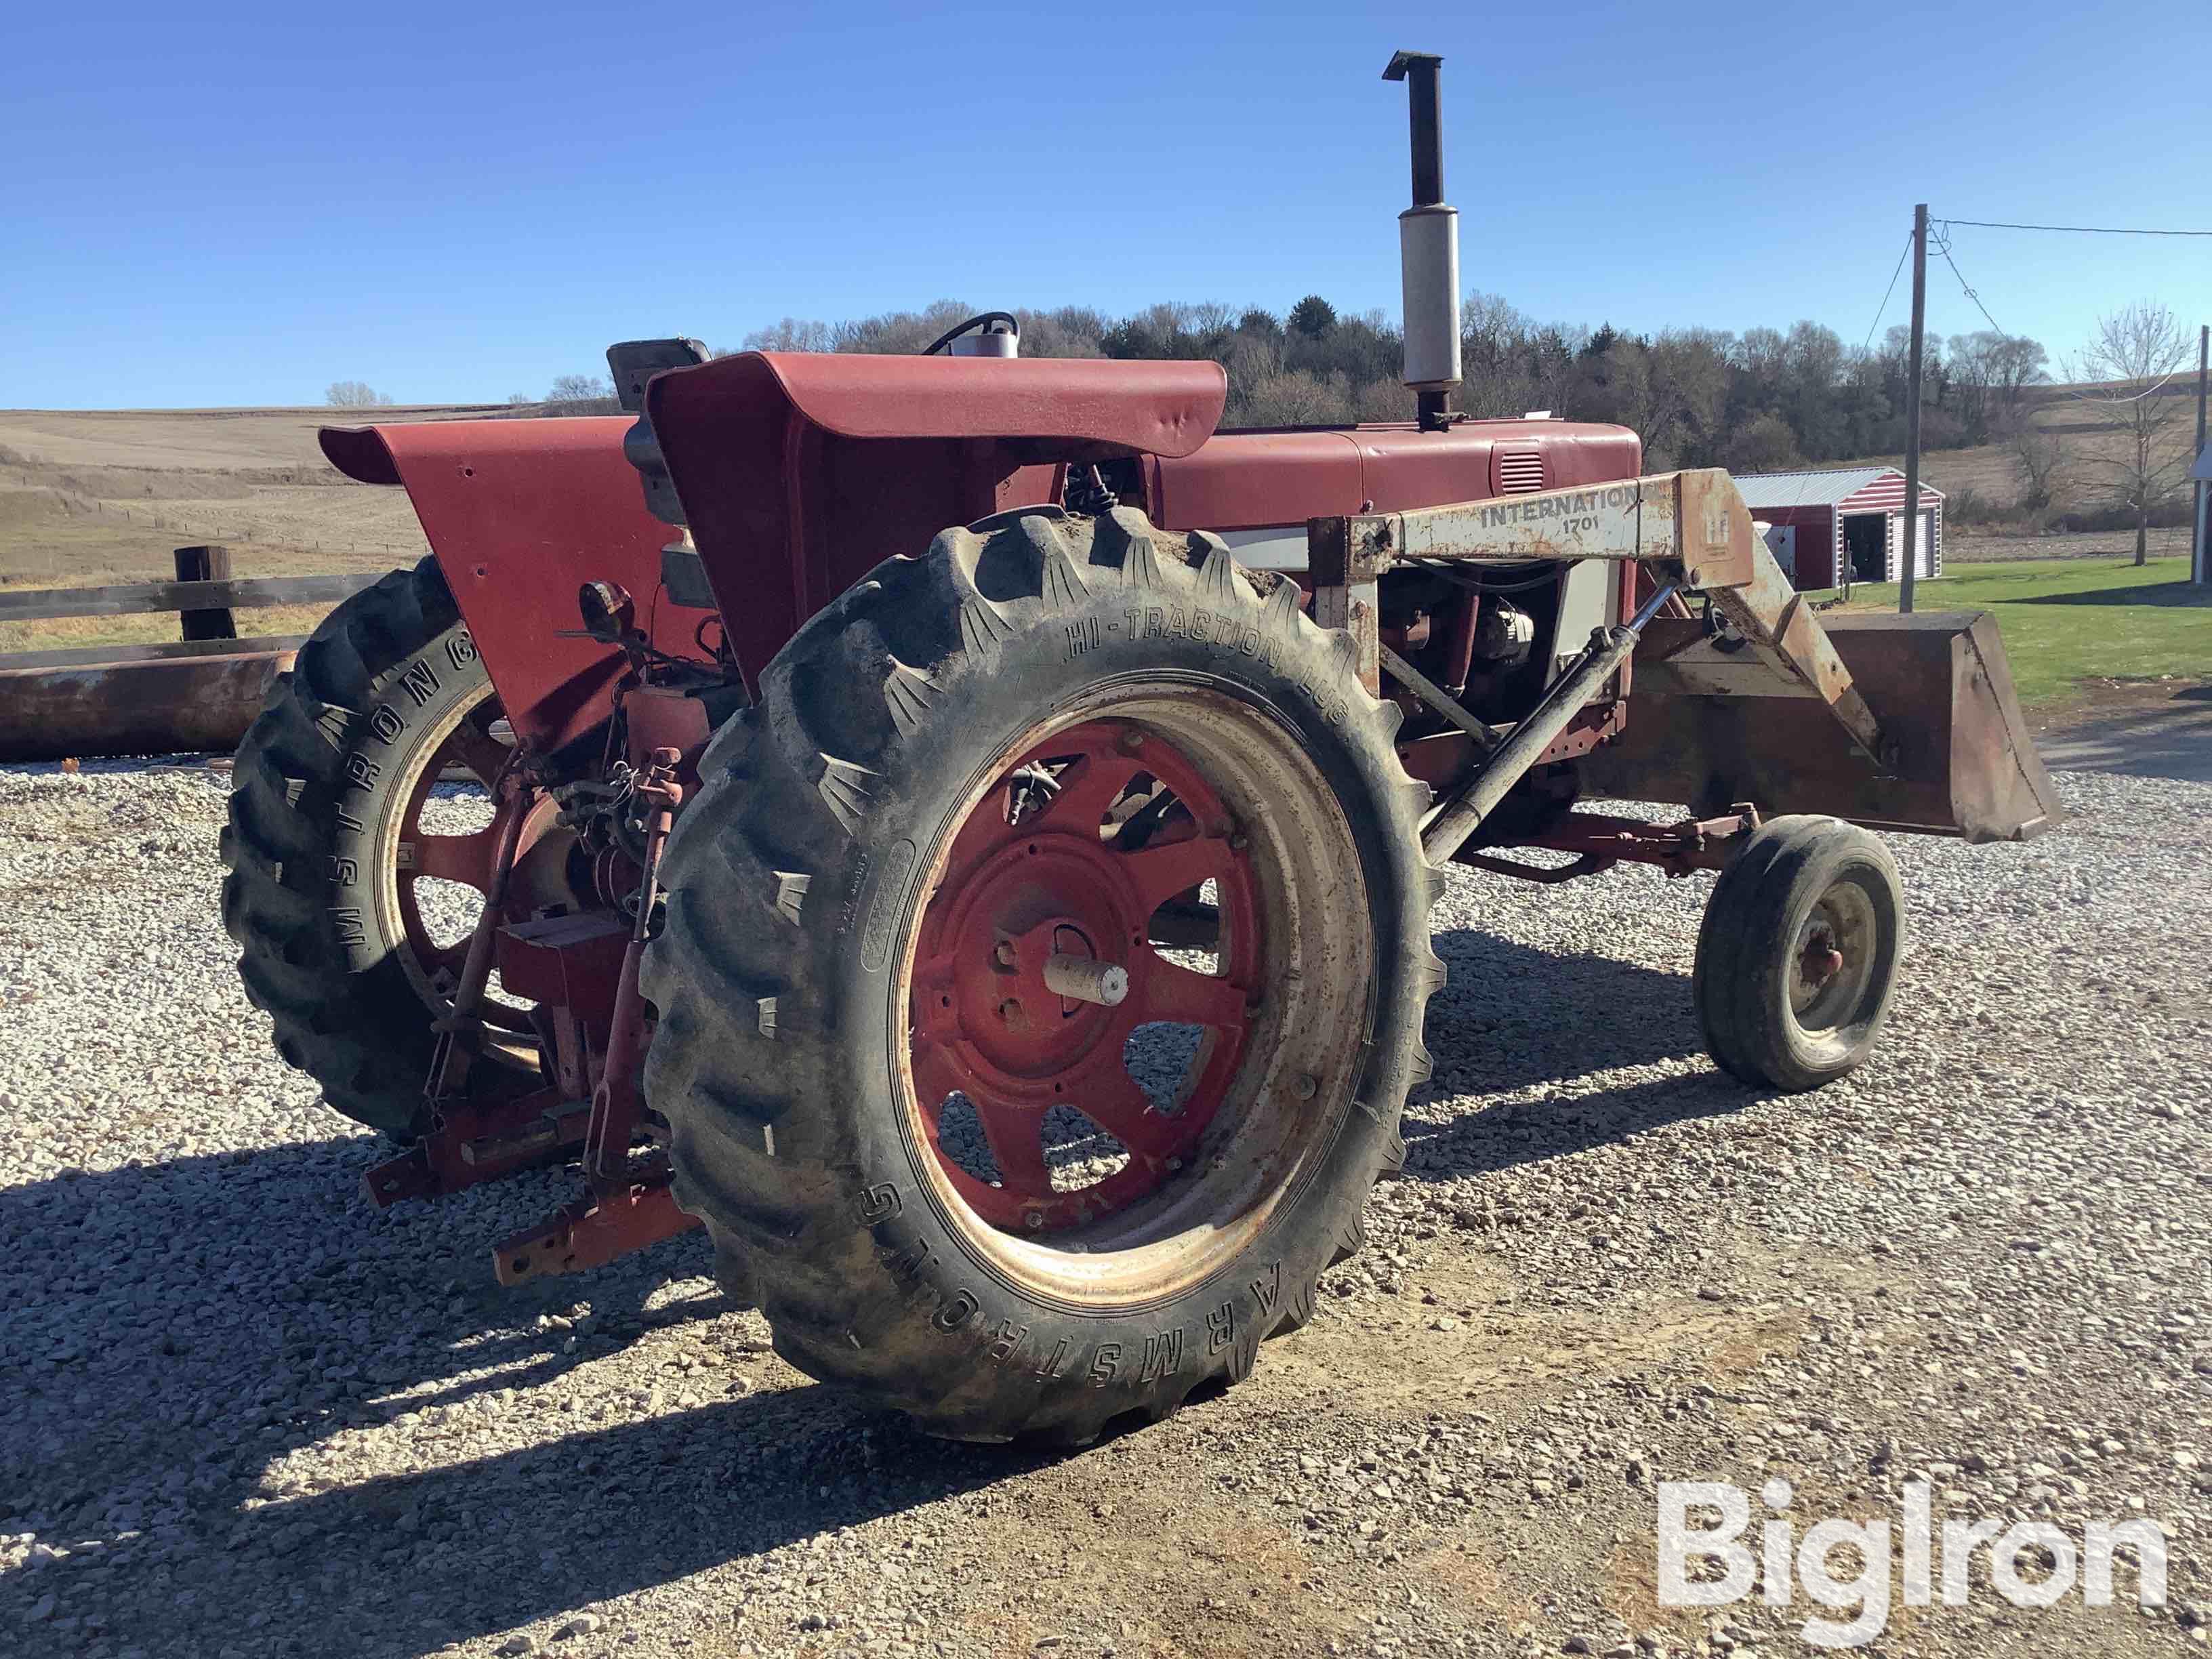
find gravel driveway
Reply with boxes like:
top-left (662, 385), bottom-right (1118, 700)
top-left (1, 761), bottom-right (2205, 1659)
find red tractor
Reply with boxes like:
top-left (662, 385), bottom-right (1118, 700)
top-left (220, 54), bottom-right (2056, 1443)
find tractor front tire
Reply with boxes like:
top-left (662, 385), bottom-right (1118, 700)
top-left (221, 557), bottom-right (522, 1138)
top-left (640, 507), bottom-right (1445, 1443)
top-left (1693, 815), bottom-right (1904, 1092)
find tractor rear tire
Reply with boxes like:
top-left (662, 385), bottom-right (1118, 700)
top-left (1693, 814), bottom-right (1904, 1092)
top-left (221, 557), bottom-right (524, 1138)
top-left (640, 507), bottom-right (1445, 1443)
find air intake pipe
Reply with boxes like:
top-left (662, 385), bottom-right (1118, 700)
top-left (1384, 50), bottom-right (1460, 430)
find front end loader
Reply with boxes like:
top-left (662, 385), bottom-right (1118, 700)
top-left (220, 52), bottom-right (2057, 1442)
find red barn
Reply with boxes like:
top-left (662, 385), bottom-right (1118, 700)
top-left (1735, 467), bottom-right (1944, 590)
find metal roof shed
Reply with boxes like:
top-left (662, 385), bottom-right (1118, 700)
top-left (1734, 467), bottom-right (1945, 590)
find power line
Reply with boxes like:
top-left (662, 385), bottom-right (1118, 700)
top-left (2062, 368), bottom-right (2188, 407)
top-left (1938, 217), bottom-right (2212, 238)
top-left (1929, 228), bottom-right (2010, 337)
top-left (1861, 228), bottom-right (1914, 354)
top-left (1936, 227), bottom-right (2190, 407)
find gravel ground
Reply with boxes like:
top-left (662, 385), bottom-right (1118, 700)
top-left (1, 759), bottom-right (2207, 1659)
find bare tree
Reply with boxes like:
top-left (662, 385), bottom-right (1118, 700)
top-left (1650, 328), bottom-right (1732, 465)
top-left (2069, 302), bottom-right (2194, 565)
top-left (1235, 369), bottom-right (1353, 427)
top-left (2009, 417), bottom-right (2069, 516)
top-left (1009, 308), bottom-right (1105, 359)
top-left (740, 317), bottom-right (834, 353)
top-left (325, 381), bottom-right (394, 408)
top-left (833, 300), bottom-right (980, 354)
top-left (1987, 334), bottom-right (2050, 412)
top-left (1946, 332), bottom-right (2052, 443)
top-left (544, 374), bottom-right (620, 415)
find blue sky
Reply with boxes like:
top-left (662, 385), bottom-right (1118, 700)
top-left (5, 0), bottom-right (2207, 409)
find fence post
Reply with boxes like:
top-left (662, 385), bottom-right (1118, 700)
top-left (173, 546), bottom-right (238, 641)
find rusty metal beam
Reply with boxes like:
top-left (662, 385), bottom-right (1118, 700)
top-left (1305, 520), bottom-right (1380, 695)
top-left (0, 644), bottom-right (300, 762)
top-left (361, 1084), bottom-right (581, 1208)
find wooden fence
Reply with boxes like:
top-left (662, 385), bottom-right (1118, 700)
top-left (0, 546), bottom-right (380, 762)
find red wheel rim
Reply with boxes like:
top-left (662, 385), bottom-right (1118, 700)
top-left (908, 718), bottom-right (1262, 1234)
top-left (387, 697), bottom-right (541, 1033)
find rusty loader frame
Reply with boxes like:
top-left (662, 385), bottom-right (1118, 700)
top-left (1311, 466), bottom-right (2057, 886)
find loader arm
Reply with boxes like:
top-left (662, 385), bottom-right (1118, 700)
top-left (1309, 466), bottom-right (2062, 844)
top-left (1309, 467), bottom-right (1885, 764)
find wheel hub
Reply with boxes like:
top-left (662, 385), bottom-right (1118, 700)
top-left (1797, 927), bottom-right (1846, 991)
top-left (920, 836), bottom-right (1139, 1080)
top-left (907, 720), bottom-right (1262, 1233)
top-left (1788, 890), bottom-right (1877, 1031)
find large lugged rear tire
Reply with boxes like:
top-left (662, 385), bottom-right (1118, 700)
top-left (640, 507), bottom-right (1445, 1442)
top-left (221, 557), bottom-right (521, 1138)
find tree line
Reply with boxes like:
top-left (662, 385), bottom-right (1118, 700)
top-left (350, 293), bottom-right (2196, 556)
top-left (335, 304), bottom-right (2052, 468)
top-left (716, 295), bottom-right (2064, 474)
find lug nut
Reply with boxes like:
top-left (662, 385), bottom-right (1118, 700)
top-left (994, 941), bottom-right (1017, 967)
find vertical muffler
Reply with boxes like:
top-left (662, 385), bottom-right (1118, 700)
top-left (1385, 50), bottom-right (1461, 429)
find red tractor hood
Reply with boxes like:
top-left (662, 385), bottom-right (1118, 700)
top-left (678, 350), bottom-right (1227, 455)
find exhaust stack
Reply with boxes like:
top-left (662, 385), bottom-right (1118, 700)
top-left (1384, 50), bottom-right (1460, 430)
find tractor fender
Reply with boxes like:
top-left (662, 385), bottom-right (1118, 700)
top-left (320, 417), bottom-right (674, 754)
top-left (646, 353), bottom-right (1230, 682)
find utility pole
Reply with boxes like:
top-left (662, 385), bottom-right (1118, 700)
top-left (1900, 204), bottom-right (1928, 614)
top-left (2193, 323), bottom-right (2207, 587)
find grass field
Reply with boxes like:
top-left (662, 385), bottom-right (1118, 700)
top-left (1824, 555), bottom-right (2211, 712)
top-left (0, 406), bottom-right (458, 653)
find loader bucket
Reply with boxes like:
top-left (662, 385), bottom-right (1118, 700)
top-left (1582, 610), bottom-right (2062, 844)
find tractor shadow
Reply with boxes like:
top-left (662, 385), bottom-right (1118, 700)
top-left (27, 1385), bottom-right (1024, 1658)
top-left (1402, 924), bottom-right (1754, 1175)
top-left (0, 929), bottom-right (1746, 1656)
top-left (1420, 924), bottom-right (1708, 1094)
top-left (0, 1141), bottom-right (720, 1535)
top-left (0, 1138), bottom-right (1040, 1658)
